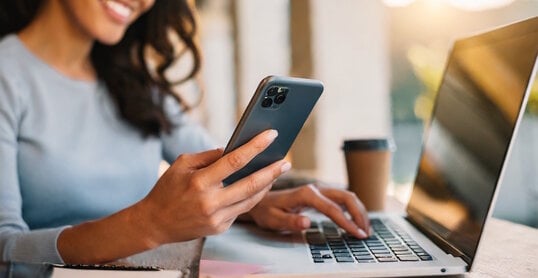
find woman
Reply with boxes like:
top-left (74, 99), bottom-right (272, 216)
top-left (0, 0), bottom-right (369, 264)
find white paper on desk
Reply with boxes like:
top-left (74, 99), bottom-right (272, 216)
top-left (52, 267), bottom-right (181, 278)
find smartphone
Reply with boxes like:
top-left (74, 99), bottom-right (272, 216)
top-left (222, 75), bottom-right (323, 185)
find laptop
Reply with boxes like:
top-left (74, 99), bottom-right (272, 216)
top-left (201, 16), bottom-right (538, 277)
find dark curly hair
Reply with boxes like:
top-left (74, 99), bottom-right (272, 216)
top-left (0, 0), bottom-right (201, 137)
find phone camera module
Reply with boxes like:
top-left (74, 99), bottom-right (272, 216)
top-left (261, 97), bottom-right (273, 108)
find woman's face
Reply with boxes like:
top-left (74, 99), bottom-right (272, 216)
top-left (60, 0), bottom-right (155, 44)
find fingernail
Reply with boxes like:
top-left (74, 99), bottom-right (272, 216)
top-left (267, 129), bottom-right (278, 141)
top-left (357, 229), bottom-right (368, 238)
top-left (281, 162), bottom-right (292, 173)
top-left (300, 217), bottom-right (310, 229)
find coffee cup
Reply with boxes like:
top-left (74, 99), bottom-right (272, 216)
top-left (342, 139), bottom-right (395, 211)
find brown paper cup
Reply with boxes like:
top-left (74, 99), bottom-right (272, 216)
top-left (342, 139), bottom-right (395, 211)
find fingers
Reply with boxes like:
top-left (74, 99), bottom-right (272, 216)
top-left (295, 185), bottom-right (367, 239)
top-left (175, 148), bottom-right (224, 169)
top-left (198, 129), bottom-right (278, 184)
top-left (320, 188), bottom-right (370, 234)
top-left (217, 177), bottom-right (275, 225)
top-left (220, 159), bottom-right (291, 206)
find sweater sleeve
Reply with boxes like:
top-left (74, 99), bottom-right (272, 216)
top-left (161, 96), bottom-right (218, 164)
top-left (0, 74), bottom-right (67, 263)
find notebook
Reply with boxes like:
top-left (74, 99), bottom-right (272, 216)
top-left (202, 16), bottom-right (538, 277)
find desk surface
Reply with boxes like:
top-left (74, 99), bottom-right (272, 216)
top-left (470, 217), bottom-right (538, 277)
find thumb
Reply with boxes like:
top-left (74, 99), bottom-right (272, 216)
top-left (268, 209), bottom-right (311, 231)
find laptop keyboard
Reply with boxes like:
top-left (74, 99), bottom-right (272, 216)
top-left (306, 218), bottom-right (433, 263)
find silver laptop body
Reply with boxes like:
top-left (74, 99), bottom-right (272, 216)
top-left (202, 16), bottom-right (538, 277)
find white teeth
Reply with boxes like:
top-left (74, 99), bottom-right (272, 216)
top-left (105, 0), bottom-right (132, 19)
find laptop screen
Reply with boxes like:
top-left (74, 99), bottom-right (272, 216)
top-left (406, 17), bottom-right (538, 265)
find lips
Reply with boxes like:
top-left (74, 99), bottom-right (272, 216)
top-left (102, 0), bottom-right (134, 24)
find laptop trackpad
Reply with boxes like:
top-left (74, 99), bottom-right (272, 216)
top-left (202, 223), bottom-right (309, 265)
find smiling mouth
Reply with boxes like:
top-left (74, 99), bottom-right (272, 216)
top-left (102, 0), bottom-right (134, 24)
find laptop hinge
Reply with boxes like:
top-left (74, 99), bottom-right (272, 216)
top-left (405, 216), bottom-right (472, 266)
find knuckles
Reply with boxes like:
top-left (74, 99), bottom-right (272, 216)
top-left (344, 191), bottom-right (358, 200)
top-left (328, 202), bottom-right (343, 215)
top-left (244, 175), bottom-right (260, 196)
top-left (206, 214), bottom-right (222, 232)
top-left (252, 136), bottom-right (270, 151)
top-left (198, 197), bottom-right (217, 217)
top-left (226, 152), bottom-right (245, 170)
top-left (189, 173), bottom-right (206, 191)
top-left (299, 184), bottom-right (318, 196)
top-left (175, 153), bottom-right (192, 165)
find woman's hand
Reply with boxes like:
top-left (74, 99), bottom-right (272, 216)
top-left (58, 130), bottom-right (289, 264)
top-left (247, 185), bottom-right (370, 238)
top-left (136, 129), bottom-right (291, 245)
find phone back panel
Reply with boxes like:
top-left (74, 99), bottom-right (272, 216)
top-left (223, 76), bottom-right (323, 185)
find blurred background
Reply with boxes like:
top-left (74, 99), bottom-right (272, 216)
top-left (174, 0), bottom-right (538, 227)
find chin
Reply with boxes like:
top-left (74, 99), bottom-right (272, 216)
top-left (95, 30), bottom-right (127, 45)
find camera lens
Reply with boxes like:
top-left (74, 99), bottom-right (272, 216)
top-left (261, 97), bottom-right (273, 107)
top-left (274, 93), bottom-right (286, 104)
top-left (267, 87), bottom-right (278, 96)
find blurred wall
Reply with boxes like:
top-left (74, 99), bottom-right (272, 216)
top-left (310, 0), bottom-right (391, 183)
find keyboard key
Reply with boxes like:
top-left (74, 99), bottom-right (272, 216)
top-left (393, 251), bottom-right (413, 256)
top-left (377, 257), bottom-right (399, 262)
top-left (371, 250), bottom-right (391, 255)
top-left (321, 221), bottom-right (337, 227)
top-left (313, 259), bottom-right (325, 263)
top-left (335, 253), bottom-right (352, 258)
top-left (366, 243), bottom-right (383, 247)
top-left (324, 228), bottom-right (339, 235)
top-left (347, 243), bottom-right (365, 248)
top-left (390, 247), bottom-right (410, 252)
top-left (419, 255), bottom-right (433, 261)
top-left (328, 242), bottom-right (345, 247)
top-left (374, 254), bottom-right (395, 259)
top-left (357, 259), bottom-right (376, 263)
top-left (310, 246), bottom-right (329, 251)
top-left (352, 251), bottom-right (371, 256)
top-left (336, 257), bottom-right (355, 263)
top-left (369, 246), bottom-right (389, 251)
top-left (321, 254), bottom-right (332, 259)
top-left (397, 256), bottom-right (420, 261)
top-left (354, 254), bottom-right (374, 259)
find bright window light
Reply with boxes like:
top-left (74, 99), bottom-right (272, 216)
top-left (383, 0), bottom-right (516, 11)
top-left (382, 0), bottom-right (416, 8)
top-left (448, 0), bottom-right (515, 11)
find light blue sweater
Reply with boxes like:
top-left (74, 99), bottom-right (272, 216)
top-left (0, 35), bottom-right (216, 263)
